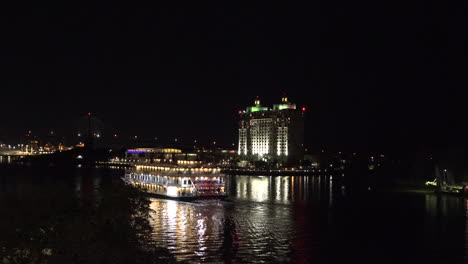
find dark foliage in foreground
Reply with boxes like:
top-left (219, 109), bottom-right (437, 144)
top-left (0, 173), bottom-right (175, 264)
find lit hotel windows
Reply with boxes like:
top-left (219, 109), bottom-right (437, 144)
top-left (238, 96), bottom-right (304, 163)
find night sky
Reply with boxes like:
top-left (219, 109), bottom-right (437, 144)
top-left (0, 2), bottom-right (464, 153)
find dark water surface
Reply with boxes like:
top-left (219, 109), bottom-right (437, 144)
top-left (1, 167), bottom-right (466, 263)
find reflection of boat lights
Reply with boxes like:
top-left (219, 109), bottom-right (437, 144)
top-left (166, 200), bottom-right (177, 225)
top-left (196, 218), bottom-right (206, 249)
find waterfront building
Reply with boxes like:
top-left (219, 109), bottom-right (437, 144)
top-left (196, 147), bottom-right (237, 166)
top-left (125, 147), bottom-right (201, 166)
top-left (238, 96), bottom-right (305, 164)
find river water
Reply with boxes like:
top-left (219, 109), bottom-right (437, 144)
top-left (148, 175), bottom-right (467, 263)
top-left (1, 167), bottom-right (467, 263)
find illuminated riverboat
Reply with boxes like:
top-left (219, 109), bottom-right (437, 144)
top-left (123, 164), bottom-right (226, 200)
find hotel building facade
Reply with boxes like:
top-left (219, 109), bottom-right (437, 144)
top-left (238, 96), bottom-right (305, 164)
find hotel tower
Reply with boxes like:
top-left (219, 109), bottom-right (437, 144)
top-left (238, 96), bottom-right (305, 164)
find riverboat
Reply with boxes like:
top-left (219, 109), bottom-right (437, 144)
top-left (122, 164), bottom-right (227, 200)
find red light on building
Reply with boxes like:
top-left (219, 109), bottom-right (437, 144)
top-left (238, 110), bottom-right (243, 114)
top-left (301, 107), bottom-right (306, 111)
top-left (88, 112), bottom-right (92, 116)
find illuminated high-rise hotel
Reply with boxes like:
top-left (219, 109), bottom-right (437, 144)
top-left (238, 96), bottom-right (305, 164)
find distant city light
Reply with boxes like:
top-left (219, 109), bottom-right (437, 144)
top-left (127, 150), bottom-right (150, 154)
top-left (88, 112), bottom-right (92, 116)
top-left (301, 107), bottom-right (306, 111)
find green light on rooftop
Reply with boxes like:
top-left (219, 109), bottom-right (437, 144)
top-left (278, 104), bottom-right (293, 110)
top-left (273, 104), bottom-right (296, 110)
top-left (246, 106), bottom-right (269, 112)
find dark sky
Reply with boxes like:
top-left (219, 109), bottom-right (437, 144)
top-left (0, 2), bottom-right (465, 153)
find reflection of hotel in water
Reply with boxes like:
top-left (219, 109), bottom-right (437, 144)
top-left (230, 175), bottom-right (336, 205)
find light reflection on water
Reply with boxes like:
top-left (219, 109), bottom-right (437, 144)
top-left (147, 175), bottom-right (467, 263)
top-left (149, 198), bottom-right (300, 263)
top-left (465, 198), bottom-right (468, 263)
top-left (0, 156), bottom-right (13, 164)
top-left (1, 168), bottom-right (465, 263)
top-left (229, 175), bottom-right (335, 204)
top-left (148, 175), bottom-right (337, 263)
